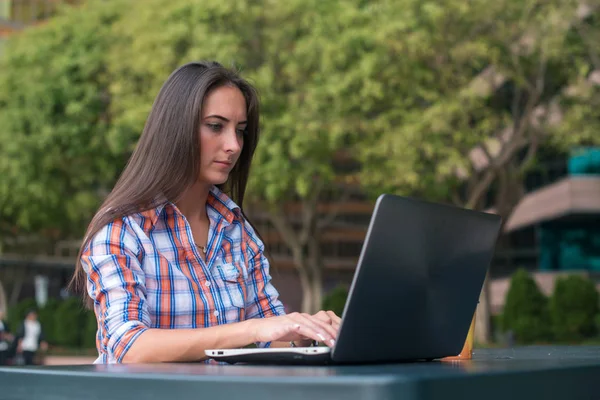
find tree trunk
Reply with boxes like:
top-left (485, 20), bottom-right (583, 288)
top-left (309, 264), bottom-right (323, 314)
top-left (298, 267), bottom-right (315, 314)
top-left (266, 180), bottom-right (345, 315)
top-left (474, 273), bottom-right (492, 344)
top-left (296, 252), bottom-right (323, 314)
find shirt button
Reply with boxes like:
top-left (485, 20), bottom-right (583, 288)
top-left (214, 311), bottom-right (219, 317)
top-left (205, 281), bottom-right (211, 287)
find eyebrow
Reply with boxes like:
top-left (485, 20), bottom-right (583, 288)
top-left (205, 115), bottom-right (247, 125)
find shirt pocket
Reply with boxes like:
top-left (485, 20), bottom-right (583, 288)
top-left (219, 263), bottom-right (246, 309)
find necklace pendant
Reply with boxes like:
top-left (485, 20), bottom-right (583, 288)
top-left (194, 243), bottom-right (207, 254)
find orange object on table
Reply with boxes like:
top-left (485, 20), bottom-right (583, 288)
top-left (442, 312), bottom-right (476, 361)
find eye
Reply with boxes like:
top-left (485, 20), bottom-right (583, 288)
top-left (207, 123), bottom-right (223, 132)
top-left (236, 128), bottom-right (247, 137)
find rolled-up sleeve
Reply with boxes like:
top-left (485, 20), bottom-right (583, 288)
top-left (244, 237), bottom-right (286, 349)
top-left (80, 218), bottom-right (150, 363)
top-left (243, 222), bottom-right (285, 322)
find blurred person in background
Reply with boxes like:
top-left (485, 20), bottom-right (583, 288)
top-left (71, 61), bottom-right (340, 364)
top-left (15, 309), bottom-right (48, 365)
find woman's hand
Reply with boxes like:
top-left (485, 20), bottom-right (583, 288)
top-left (291, 310), bottom-right (342, 347)
top-left (312, 310), bottom-right (341, 332)
top-left (249, 311), bottom-right (341, 347)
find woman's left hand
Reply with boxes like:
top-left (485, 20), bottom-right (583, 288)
top-left (292, 310), bottom-right (341, 347)
top-left (312, 310), bottom-right (341, 332)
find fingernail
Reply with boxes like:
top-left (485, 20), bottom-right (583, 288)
top-left (318, 333), bottom-right (326, 341)
top-left (330, 339), bottom-right (336, 346)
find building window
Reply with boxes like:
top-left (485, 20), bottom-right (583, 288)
top-left (569, 147), bottom-right (600, 175)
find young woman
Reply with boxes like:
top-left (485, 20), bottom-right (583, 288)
top-left (73, 61), bottom-right (340, 364)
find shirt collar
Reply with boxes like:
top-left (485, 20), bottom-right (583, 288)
top-left (143, 185), bottom-right (242, 227)
top-left (207, 185), bottom-right (242, 224)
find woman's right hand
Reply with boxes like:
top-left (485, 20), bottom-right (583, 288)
top-left (249, 312), bottom-right (338, 347)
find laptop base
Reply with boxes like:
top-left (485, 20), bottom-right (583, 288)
top-left (206, 347), bottom-right (332, 365)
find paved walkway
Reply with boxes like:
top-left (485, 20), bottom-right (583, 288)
top-left (43, 355), bottom-right (96, 365)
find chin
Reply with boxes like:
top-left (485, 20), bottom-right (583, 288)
top-left (204, 174), bottom-right (230, 186)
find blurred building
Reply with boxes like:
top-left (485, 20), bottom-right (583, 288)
top-left (488, 146), bottom-right (600, 313)
top-left (494, 147), bottom-right (600, 273)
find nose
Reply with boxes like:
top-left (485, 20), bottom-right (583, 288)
top-left (224, 128), bottom-right (243, 154)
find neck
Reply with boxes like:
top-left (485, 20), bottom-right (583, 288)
top-left (176, 182), bottom-right (212, 222)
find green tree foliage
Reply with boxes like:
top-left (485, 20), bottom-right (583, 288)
top-left (37, 298), bottom-right (60, 344)
top-left (82, 308), bottom-right (98, 349)
top-left (502, 269), bottom-right (552, 344)
top-left (360, 0), bottom-right (600, 208)
top-left (550, 274), bottom-right (599, 342)
top-left (53, 296), bottom-right (88, 347)
top-left (0, 1), bottom-right (126, 241)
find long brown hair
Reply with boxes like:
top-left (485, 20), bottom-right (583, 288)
top-left (70, 61), bottom-right (261, 298)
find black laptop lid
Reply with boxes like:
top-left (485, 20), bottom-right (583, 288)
top-left (331, 194), bottom-right (502, 363)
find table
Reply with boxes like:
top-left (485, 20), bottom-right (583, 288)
top-left (0, 346), bottom-right (599, 400)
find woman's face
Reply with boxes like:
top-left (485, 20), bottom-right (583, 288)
top-left (198, 85), bottom-right (247, 186)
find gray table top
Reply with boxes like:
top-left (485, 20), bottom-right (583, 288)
top-left (1, 345), bottom-right (599, 400)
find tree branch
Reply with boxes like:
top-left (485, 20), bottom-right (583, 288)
top-left (268, 205), bottom-right (303, 262)
top-left (518, 128), bottom-right (541, 175)
top-left (317, 186), bottom-right (353, 230)
top-left (574, 18), bottom-right (600, 69)
top-left (535, 52), bottom-right (547, 98)
top-left (478, 141), bottom-right (495, 166)
top-left (511, 82), bottom-right (524, 126)
top-left (466, 169), bottom-right (496, 209)
top-left (451, 190), bottom-right (464, 207)
top-left (299, 178), bottom-right (324, 245)
top-left (306, 230), bottom-right (322, 276)
top-left (461, 0), bottom-right (594, 102)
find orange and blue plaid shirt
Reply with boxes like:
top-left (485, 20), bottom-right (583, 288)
top-left (81, 186), bottom-right (285, 363)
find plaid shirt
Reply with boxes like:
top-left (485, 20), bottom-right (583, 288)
top-left (81, 186), bottom-right (285, 363)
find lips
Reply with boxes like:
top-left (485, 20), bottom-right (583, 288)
top-left (214, 160), bottom-right (234, 169)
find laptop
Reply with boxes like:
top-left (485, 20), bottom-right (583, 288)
top-left (205, 193), bottom-right (502, 365)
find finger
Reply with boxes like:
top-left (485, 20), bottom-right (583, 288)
top-left (313, 310), bottom-right (342, 332)
top-left (326, 311), bottom-right (342, 325)
top-left (297, 313), bottom-right (338, 342)
top-left (290, 314), bottom-right (336, 346)
top-left (312, 310), bottom-right (331, 322)
top-left (276, 322), bottom-right (325, 346)
top-left (326, 311), bottom-right (342, 330)
top-left (311, 311), bottom-right (335, 331)
top-left (293, 324), bottom-right (335, 347)
top-left (309, 312), bottom-right (340, 338)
